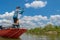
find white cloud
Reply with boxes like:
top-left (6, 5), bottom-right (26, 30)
top-left (25, 3), bottom-right (31, 8)
top-left (25, 1), bottom-right (47, 8)
top-left (0, 11), bottom-right (60, 29)
top-left (0, 11), bottom-right (14, 20)
top-left (50, 15), bottom-right (60, 25)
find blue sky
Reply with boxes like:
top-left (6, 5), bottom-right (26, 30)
top-left (0, 0), bottom-right (60, 29)
top-left (0, 0), bottom-right (60, 16)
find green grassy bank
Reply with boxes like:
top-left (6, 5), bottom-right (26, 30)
top-left (26, 24), bottom-right (60, 35)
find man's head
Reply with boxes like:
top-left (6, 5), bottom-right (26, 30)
top-left (16, 6), bottom-right (20, 9)
top-left (16, 6), bottom-right (20, 11)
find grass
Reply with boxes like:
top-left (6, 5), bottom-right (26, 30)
top-left (26, 24), bottom-right (60, 35)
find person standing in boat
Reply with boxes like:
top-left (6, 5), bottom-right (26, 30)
top-left (13, 6), bottom-right (24, 28)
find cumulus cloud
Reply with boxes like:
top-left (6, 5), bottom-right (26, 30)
top-left (50, 15), bottom-right (60, 25)
top-left (25, 1), bottom-right (47, 8)
top-left (0, 11), bottom-right (14, 20)
top-left (0, 11), bottom-right (14, 27)
top-left (0, 11), bottom-right (60, 29)
top-left (19, 15), bottom-right (60, 29)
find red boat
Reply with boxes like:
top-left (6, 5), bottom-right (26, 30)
top-left (0, 28), bottom-right (27, 38)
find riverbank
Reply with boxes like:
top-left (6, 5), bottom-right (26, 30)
top-left (26, 24), bottom-right (60, 35)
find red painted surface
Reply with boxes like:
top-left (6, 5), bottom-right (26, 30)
top-left (0, 28), bottom-right (27, 38)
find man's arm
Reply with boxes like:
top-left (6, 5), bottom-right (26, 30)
top-left (20, 10), bottom-right (24, 14)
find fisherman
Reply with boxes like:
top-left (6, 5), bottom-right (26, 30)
top-left (13, 6), bottom-right (24, 28)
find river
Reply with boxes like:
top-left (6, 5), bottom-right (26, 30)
top-left (0, 34), bottom-right (60, 40)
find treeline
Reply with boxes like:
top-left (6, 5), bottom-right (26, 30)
top-left (26, 24), bottom-right (60, 35)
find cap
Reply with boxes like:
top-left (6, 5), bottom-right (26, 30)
top-left (16, 6), bottom-right (20, 9)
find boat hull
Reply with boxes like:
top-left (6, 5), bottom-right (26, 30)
top-left (0, 28), bottom-right (27, 38)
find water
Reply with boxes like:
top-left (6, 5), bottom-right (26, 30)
top-left (0, 34), bottom-right (60, 40)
